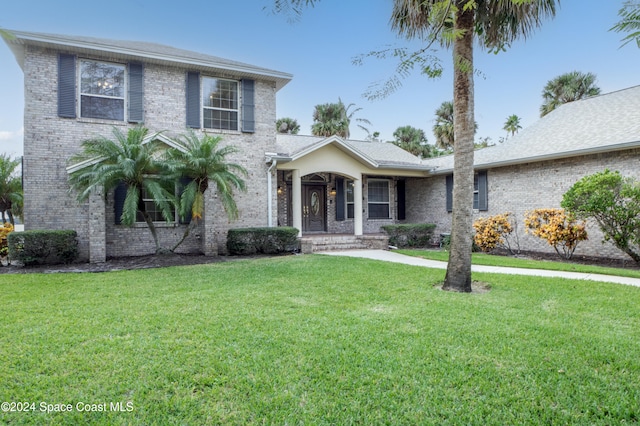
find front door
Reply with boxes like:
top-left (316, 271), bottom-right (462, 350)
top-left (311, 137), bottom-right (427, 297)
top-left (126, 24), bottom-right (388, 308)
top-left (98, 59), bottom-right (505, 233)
top-left (302, 185), bottom-right (326, 232)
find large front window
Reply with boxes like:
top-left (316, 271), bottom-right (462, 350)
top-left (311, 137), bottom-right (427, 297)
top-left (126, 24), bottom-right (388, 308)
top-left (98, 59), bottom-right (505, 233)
top-left (80, 59), bottom-right (125, 120)
top-left (368, 179), bottom-right (390, 219)
top-left (203, 77), bottom-right (238, 130)
top-left (136, 187), bottom-right (177, 223)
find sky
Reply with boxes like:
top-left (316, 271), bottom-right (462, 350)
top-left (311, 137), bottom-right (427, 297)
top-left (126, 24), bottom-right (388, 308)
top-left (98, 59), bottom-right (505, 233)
top-left (1, 0), bottom-right (639, 158)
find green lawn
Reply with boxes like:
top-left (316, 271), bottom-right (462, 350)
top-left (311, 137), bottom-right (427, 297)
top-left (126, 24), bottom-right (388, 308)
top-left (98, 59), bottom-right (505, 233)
top-left (1, 255), bottom-right (639, 424)
top-left (398, 248), bottom-right (640, 279)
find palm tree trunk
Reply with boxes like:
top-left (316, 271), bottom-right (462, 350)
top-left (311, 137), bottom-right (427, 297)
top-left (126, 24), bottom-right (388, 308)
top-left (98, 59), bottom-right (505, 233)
top-left (140, 210), bottom-right (163, 254)
top-left (443, 2), bottom-right (475, 293)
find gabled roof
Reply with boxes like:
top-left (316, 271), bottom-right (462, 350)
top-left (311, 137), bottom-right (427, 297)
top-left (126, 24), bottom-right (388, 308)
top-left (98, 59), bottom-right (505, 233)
top-left (272, 134), bottom-right (432, 171)
top-left (424, 85), bottom-right (640, 174)
top-left (3, 30), bottom-right (292, 91)
top-left (65, 133), bottom-right (187, 174)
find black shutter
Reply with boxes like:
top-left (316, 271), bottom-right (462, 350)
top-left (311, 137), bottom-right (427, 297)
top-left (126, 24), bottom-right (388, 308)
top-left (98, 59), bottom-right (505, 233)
top-left (477, 170), bottom-right (488, 211)
top-left (241, 79), bottom-right (255, 133)
top-left (58, 53), bottom-right (76, 118)
top-left (178, 177), bottom-right (193, 225)
top-left (335, 177), bottom-right (345, 221)
top-left (186, 71), bottom-right (200, 128)
top-left (128, 62), bottom-right (144, 123)
top-left (446, 174), bottom-right (453, 213)
top-left (114, 181), bottom-right (127, 225)
top-left (397, 180), bottom-right (406, 220)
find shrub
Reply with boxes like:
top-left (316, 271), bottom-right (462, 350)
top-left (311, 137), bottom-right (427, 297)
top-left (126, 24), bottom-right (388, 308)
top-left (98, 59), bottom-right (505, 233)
top-left (473, 213), bottom-right (520, 255)
top-left (524, 209), bottom-right (587, 260)
top-left (7, 230), bottom-right (79, 266)
top-left (227, 227), bottom-right (299, 255)
top-left (0, 222), bottom-right (14, 261)
top-left (381, 223), bottom-right (436, 248)
top-left (561, 169), bottom-right (640, 265)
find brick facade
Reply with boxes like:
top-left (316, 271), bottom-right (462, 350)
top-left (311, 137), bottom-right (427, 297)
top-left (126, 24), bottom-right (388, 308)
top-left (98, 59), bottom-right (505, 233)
top-left (408, 149), bottom-right (640, 261)
top-left (22, 45), bottom-right (278, 261)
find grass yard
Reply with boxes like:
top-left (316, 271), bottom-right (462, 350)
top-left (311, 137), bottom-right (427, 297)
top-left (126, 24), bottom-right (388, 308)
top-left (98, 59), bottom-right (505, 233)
top-left (398, 248), bottom-right (640, 279)
top-left (1, 255), bottom-right (639, 425)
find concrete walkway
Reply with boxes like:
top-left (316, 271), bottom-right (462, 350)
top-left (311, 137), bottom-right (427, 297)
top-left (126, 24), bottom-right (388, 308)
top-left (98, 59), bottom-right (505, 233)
top-left (321, 249), bottom-right (640, 288)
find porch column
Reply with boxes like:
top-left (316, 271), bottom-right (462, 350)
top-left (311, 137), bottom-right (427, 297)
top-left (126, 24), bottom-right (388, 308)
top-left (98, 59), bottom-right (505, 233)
top-left (354, 175), bottom-right (363, 236)
top-left (88, 186), bottom-right (106, 263)
top-left (292, 169), bottom-right (302, 236)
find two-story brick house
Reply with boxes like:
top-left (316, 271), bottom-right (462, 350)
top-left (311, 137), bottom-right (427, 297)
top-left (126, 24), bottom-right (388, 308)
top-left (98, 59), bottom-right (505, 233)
top-left (4, 30), bottom-right (640, 264)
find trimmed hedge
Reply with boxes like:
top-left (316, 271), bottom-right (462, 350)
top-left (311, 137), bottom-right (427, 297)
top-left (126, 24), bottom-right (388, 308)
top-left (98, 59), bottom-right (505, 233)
top-left (8, 230), bottom-right (79, 266)
top-left (227, 227), bottom-right (299, 255)
top-left (381, 223), bottom-right (436, 248)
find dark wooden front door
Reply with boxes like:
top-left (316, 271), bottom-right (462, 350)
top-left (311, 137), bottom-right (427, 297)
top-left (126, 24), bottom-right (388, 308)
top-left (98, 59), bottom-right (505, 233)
top-left (302, 185), bottom-right (326, 232)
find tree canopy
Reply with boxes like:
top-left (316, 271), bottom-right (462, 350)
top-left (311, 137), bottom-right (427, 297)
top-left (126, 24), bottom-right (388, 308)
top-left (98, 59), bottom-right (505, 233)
top-left (540, 71), bottom-right (601, 117)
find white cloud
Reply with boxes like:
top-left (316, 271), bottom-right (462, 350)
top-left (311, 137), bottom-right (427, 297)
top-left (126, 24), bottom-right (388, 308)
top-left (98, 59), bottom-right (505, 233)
top-left (0, 127), bottom-right (24, 156)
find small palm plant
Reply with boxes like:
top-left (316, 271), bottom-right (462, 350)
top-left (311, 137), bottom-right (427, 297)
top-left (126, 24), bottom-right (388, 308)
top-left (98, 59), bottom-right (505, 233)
top-left (68, 126), bottom-right (175, 253)
top-left (166, 131), bottom-right (247, 250)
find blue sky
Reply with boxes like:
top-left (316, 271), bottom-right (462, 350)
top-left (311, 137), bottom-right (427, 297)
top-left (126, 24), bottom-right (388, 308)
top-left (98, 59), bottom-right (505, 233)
top-left (1, 0), bottom-right (639, 157)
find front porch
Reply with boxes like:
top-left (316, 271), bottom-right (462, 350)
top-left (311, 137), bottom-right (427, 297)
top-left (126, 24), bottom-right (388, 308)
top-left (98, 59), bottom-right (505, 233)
top-left (299, 233), bottom-right (389, 253)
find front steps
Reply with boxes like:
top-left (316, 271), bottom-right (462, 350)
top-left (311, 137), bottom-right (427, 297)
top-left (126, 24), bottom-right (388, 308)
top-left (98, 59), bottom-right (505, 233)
top-left (299, 234), bottom-right (389, 254)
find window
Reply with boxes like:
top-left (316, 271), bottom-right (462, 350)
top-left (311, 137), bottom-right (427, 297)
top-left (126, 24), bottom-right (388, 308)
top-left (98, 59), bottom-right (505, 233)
top-left (136, 187), bottom-right (176, 223)
top-left (368, 179), bottom-right (390, 219)
top-left (79, 59), bottom-right (125, 120)
top-left (446, 171), bottom-right (488, 212)
top-left (346, 180), bottom-right (355, 219)
top-left (203, 77), bottom-right (238, 130)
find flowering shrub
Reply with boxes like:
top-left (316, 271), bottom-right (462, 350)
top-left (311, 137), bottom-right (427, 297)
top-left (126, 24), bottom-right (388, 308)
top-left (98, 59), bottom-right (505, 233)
top-left (0, 222), bottom-right (14, 260)
top-left (524, 208), bottom-right (588, 260)
top-left (473, 213), bottom-right (520, 255)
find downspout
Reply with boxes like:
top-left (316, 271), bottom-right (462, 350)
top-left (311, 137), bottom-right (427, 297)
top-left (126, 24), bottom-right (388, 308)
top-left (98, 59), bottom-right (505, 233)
top-left (267, 159), bottom-right (278, 227)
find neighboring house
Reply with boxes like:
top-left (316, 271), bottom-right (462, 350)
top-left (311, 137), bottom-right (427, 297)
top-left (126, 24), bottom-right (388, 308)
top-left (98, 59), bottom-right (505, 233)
top-left (4, 30), bottom-right (640, 263)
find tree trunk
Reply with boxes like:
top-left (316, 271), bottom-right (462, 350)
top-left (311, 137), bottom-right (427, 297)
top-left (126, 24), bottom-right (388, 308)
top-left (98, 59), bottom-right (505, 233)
top-left (443, 2), bottom-right (475, 293)
top-left (140, 210), bottom-right (164, 254)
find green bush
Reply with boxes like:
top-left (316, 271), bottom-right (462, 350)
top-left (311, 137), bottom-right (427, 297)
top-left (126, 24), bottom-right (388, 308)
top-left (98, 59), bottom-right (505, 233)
top-left (562, 169), bottom-right (640, 265)
top-left (381, 223), bottom-right (436, 248)
top-left (227, 227), bottom-right (299, 255)
top-left (8, 230), bottom-right (78, 266)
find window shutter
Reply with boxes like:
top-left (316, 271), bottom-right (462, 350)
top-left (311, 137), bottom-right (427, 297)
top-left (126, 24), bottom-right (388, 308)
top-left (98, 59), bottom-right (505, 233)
top-left (128, 62), bottom-right (144, 123)
top-left (335, 177), bottom-right (345, 221)
top-left (445, 175), bottom-right (453, 213)
top-left (58, 53), bottom-right (76, 118)
top-left (186, 71), bottom-right (201, 128)
top-left (114, 181), bottom-right (127, 225)
top-left (477, 170), bottom-right (488, 211)
top-left (241, 79), bottom-right (255, 133)
top-left (397, 180), bottom-right (406, 220)
top-left (178, 177), bottom-right (193, 225)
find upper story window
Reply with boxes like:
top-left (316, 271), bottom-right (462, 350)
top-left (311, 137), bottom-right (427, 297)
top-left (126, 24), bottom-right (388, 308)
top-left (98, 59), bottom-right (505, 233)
top-left (202, 77), bottom-right (238, 130)
top-left (79, 59), bottom-right (126, 121)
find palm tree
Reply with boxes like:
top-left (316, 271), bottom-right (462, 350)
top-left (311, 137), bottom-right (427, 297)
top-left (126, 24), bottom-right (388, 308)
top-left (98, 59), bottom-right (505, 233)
top-left (0, 154), bottom-right (23, 226)
top-left (433, 101), bottom-right (455, 149)
top-left (611, 1), bottom-right (640, 48)
top-left (166, 131), bottom-right (247, 250)
top-left (276, 117), bottom-right (300, 134)
top-left (503, 114), bottom-right (522, 137)
top-left (68, 126), bottom-right (176, 253)
top-left (540, 71), bottom-right (601, 117)
top-left (311, 99), bottom-right (371, 139)
top-left (391, 0), bottom-right (557, 292)
top-left (392, 125), bottom-right (438, 158)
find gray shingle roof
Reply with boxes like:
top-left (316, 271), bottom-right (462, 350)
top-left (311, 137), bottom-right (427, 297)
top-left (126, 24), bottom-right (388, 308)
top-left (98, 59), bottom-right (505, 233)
top-left (275, 134), bottom-right (430, 170)
top-left (424, 85), bottom-right (640, 173)
top-left (3, 30), bottom-right (292, 90)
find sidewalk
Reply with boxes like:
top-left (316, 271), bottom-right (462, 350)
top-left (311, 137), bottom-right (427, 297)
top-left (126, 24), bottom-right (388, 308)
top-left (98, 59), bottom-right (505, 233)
top-left (321, 250), bottom-right (640, 288)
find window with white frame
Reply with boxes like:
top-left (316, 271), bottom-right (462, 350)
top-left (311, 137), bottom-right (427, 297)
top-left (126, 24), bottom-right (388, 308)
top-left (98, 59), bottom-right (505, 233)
top-left (136, 187), bottom-right (177, 223)
top-left (79, 59), bottom-right (126, 120)
top-left (202, 77), bottom-right (239, 130)
top-left (346, 180), bottom-right (355, 219)
top-left (367, 179), bottom-right (390, 219)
